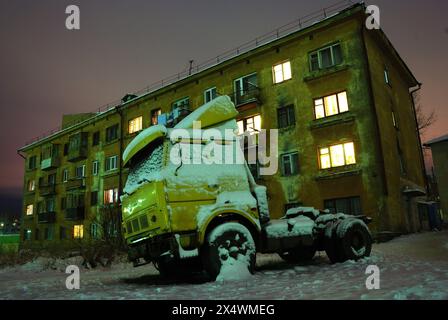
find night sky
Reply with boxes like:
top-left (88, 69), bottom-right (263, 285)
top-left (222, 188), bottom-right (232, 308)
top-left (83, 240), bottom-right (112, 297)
top-left (0, 0), bottom-right (447, 216)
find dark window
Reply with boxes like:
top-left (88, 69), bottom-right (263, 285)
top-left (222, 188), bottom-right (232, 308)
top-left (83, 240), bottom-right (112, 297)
top-left (281, 153), bottom-right (299, 176)
top-left (24, 229), bottom-right (31, 241)
top-left (277, 105), bottom-right (295, 128)
top-left (35, 228), bottom-right (40, 241)
top-left (63, 143), bottom-right (69, 156)
top-left (106, 124), bottom-right (119, 142)
top-left (44, 226), bottom-right (54, 240)
top-left (60, 227), bottom-right (66, 240)
top-left (28, 156), bottom-right (37, 170)
top-left (204, 87), bottom-right (217, 103)
top-left (324, 196), bottom-right (362, 215)
top-left (397, 139), bottom-right (406, 175)
top-left (61, 197), bottom-right (66, 210)
top-left (48, 173), bottom-right (56, 185)
top-left (309, 43), bottom-right (343, 71)
top-left (92, 131), bottom-right (100, 146)
top-left (91, 191), bottom-right (98, 206)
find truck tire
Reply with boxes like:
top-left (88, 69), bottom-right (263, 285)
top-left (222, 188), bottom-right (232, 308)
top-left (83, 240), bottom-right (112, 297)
top-left (279, 245), bottom-right (316, 263)
top-left (202, 222), bottom-right (256, 281)
top-left (336, 219), bottom-right (372, 261)
top-left (324, 221), bottom-right (344, 264)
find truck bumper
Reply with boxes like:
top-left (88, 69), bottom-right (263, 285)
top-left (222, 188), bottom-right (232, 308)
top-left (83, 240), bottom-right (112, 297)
top-left (127, 234), bottom-right (178, 264)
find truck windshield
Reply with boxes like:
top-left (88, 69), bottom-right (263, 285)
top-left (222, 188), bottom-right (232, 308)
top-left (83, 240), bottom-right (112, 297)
top-left (123, 143), bottom-right (164, 195)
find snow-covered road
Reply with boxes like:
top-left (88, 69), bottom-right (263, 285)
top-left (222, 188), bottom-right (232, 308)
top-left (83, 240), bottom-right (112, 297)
top-left (1, 230), bottom-right (447, 300)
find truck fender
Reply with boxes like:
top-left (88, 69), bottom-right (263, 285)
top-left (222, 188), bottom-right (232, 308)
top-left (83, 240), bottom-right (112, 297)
top-left (197, 208), bottom-right (261, 247)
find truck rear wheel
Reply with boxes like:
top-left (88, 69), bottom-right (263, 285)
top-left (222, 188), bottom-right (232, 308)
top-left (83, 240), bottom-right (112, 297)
top-left (202, 222), bottom-right (256, 281)
top-left (324, 219), bottom-right (372, 263)
top-left (337, 219), bottom-right (372, 261)
top-left (279, 245), bottom-right (316, 263)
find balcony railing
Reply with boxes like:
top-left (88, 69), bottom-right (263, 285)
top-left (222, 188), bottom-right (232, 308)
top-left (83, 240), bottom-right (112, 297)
top-left (65, 178), bottom-right (86, 191)
top-left (39, 184), bottom-right (56, 196)
top-left (38, 211), bottom-right (56, 223)
top-left (230, 86), bottom-right (261, 107)
top-left (65, 206), bottom-right (85, 221)
top-left (41, 156), bottom-right (60, 171)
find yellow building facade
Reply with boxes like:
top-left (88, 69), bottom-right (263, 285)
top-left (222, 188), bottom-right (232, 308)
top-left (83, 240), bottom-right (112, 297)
top-left (18, 3), bottom-right (426, 249)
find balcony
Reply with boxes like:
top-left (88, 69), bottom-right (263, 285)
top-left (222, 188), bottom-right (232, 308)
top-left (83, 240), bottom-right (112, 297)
top-left (67, 132), bottom-right (88, 162)
top-left (41, 156), bottom-right (60, 171)
top-left (65, 178), bottom-right (86, 191)
top-left (39, 184), bottom-right (56, 196)
top-left (65, 206), bottom-right (85, 221)
top-left (231, 86), bottom-right (261, 108)
top-left (38, 211), bottom-right (56, 223)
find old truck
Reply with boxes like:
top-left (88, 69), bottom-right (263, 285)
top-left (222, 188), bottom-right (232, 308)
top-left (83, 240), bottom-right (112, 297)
top-left (120, 96), bottom-right (372, 279)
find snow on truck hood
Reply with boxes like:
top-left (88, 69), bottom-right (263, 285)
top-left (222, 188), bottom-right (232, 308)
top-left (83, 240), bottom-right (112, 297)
top-left (122, 125), bottom-right (167, 167)
top-left (122, 95), bottom-right (238, 166)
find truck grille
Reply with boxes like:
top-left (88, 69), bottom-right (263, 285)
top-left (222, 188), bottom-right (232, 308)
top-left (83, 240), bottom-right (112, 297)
top-left (126, 213), bottom-right (151, 235)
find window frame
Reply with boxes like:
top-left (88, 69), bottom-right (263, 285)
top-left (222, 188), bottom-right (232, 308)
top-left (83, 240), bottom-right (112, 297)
top-left (151, 108), bottom-right (162, 125)
top-left (272, 60), bottom-right (292, 84)
top-left (313, 91), bottom-right (349, 119)
top-left (105, 155), bottom-right (118, 172)
top-left (104, 188), bottom-right (119, 204)
top-left (309, 43), bottom-right (343, 71)
top-left (92, 160), bottom-right (99, 176)
top-left (172, 97), bottom-right (190, 111)
top-left (92, 131), bottom-right (100, 146)
top-left (204, 87), bottom-right (217, 103)
top-left (128, 116), bottom-right (143, 134)
top-left (62, 168), bottom-right (69, 183)
top-left (324, 196), bottom-right (362, 215)
top-left (318, 142), bottom-right (357, 169)
top-left (281, 152), bottom-right (299, 176)
top-left (277, 105), bottom-right (296, 129)
top-left (105, 124), bottom-right (119, 143)
top-left (237, 114), bottom-right (262, 135)
top-left (26, 204), bottom-right (34, 216)
top-left (73, 225), bottom-right (84, 239)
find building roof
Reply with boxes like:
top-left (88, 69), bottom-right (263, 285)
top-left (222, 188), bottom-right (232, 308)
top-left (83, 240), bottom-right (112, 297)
top-left (424, 134), bottom-right (448, 146)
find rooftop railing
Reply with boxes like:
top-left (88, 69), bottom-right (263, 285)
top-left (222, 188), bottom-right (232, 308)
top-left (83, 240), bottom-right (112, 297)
top-left (23, 0), bottom-right (357, 147)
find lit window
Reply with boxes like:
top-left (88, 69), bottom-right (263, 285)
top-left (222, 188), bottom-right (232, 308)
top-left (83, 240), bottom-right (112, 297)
top-left (26, 204), bottom-right (34, 216)
top-left (104, 188), bottom-right (119, 204)
top-left (237, 115), bottom-right (261, 135)
top-left (28, 180), bottom-right (35, 192)
top-left (73, 225), bottom-right (84, 239)
top-left (106, 155), bottom-right (118, 171)
top-left (314, 91), bottom-right (349, 119)
top-left (151, 109), bottom-right (162, 125)
top-left (319, 142), bottom-right (356, 169)
top-left (273, 61), bottom-right (292, 84)
top-left (204, 87), bottom-right (217, 103)
top-left (128, 116), bottom-right (143, 134)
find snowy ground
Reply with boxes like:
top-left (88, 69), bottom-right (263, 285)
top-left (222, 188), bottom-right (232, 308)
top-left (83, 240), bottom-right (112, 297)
top-left (1, 230), bottom-right (447, 300)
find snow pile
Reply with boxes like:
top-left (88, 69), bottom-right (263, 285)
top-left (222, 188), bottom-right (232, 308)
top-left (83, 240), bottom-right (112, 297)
top-left (254, 185), bottom-right (270, 222)
top-left (123, 144), bottom-right (164, 195)
top-left (215, 253), bottom-right (253, 282)
top-left (265, 216), bottom-right (315, 238)
top-left (122, 124), bottom-right (167, 164)
top-left (208, 222), bottom-right (256, 283)
top-left (20, 256), bottom-right (85, 273)
top-left (286, 207), bottom-right (320, 219)
top-left (174, 95), bottom-right (238, 130)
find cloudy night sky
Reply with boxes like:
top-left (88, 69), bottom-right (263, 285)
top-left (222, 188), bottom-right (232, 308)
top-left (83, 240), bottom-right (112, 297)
top-left (0, 0), bottom-right (447, 217)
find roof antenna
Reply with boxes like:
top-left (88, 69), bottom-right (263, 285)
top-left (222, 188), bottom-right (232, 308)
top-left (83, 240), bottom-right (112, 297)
top-left (188, 60), bottom-right (194, 75)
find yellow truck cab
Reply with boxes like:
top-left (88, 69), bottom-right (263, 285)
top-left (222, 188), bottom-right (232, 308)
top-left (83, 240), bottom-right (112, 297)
top-left (121, 96), bottom-right (372, 280)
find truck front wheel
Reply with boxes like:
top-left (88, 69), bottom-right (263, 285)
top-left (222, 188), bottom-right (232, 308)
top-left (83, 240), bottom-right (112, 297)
top-left (201, 222), bottom-right (256, 280)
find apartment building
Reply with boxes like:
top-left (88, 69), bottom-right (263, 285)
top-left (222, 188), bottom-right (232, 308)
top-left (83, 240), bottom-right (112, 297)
top-left (18, 3), bottom-right (426, 249)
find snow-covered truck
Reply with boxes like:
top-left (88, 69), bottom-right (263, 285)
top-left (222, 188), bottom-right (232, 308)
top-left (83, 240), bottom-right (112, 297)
top-left (120, 96), bottom-right (373, 279)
